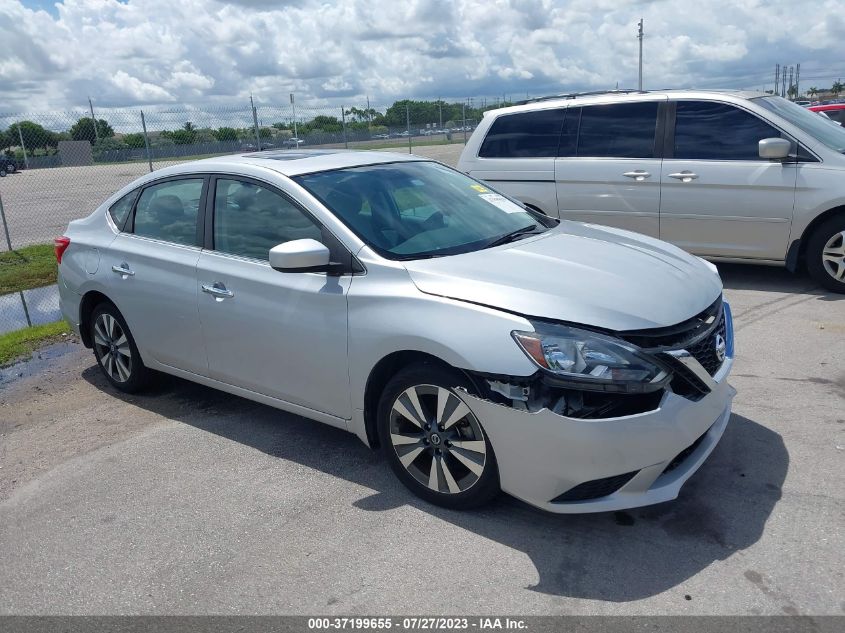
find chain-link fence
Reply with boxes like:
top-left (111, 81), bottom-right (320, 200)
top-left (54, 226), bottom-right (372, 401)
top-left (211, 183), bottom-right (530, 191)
top-left (0, 96), bottom-right (510, 335)
top-left (0, 97), bottom-right (500, 254)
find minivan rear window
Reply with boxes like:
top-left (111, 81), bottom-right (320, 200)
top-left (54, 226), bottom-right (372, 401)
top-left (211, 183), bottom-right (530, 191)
top-left (479, 109), bottom-right (565, 158)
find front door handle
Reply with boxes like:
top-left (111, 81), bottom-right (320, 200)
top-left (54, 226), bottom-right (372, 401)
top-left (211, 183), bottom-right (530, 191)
top-left (623, 170), bottom-right (651, 181)
top-left (668, 171), bottom-right (699, 182)
top-left (111, 263), bottom-right (134, 277)
top-left (202, 282), bottom-right (234, 299)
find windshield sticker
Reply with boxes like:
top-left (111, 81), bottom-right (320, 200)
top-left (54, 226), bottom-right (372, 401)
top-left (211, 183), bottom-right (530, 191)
top-left (470, 184), bottom-right (489, 193)
top-left (479, 193), bottom-right (524, 213)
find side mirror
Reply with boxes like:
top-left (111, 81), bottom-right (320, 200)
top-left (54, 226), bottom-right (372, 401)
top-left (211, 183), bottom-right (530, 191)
top-left (758, 137), bottom-right (791, 160)
top-left (269, 239), bottom-right (331, 273)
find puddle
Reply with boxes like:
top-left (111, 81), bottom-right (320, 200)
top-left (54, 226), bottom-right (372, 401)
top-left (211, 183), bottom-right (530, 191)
top-left (0, 338), bottom-right (79, 387)
top-left (0, 285), bottom-right (62, 335)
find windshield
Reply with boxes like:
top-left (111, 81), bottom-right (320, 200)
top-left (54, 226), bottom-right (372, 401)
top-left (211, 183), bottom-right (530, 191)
top-left (294, 161), bottom-right (554, 260)
top-left (754, 96), bottom-right (845, 153)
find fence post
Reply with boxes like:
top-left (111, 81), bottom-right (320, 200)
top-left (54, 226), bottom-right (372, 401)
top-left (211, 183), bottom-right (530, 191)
top-left (250, 96), bottom-right (261, 148)
top-left (0, 189), bottom-right (13, 251)
top-left (19, 291), bottom-right (32, 327)
top-left (406, 103), bottom-right (412, 154)
top-left (17, 125), bottom-right (29, 169)
top-left (341, 107), bottom-right (348, 149)
top-left (140, 110), bottom-right (153, 173)
top-left (462, 102), bottom-right (467, 144)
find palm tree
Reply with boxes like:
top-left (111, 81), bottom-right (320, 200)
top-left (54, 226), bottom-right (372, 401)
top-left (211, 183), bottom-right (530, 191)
top-left (808, 86), bottom-right (819, 99)
top-left (832, 80), bottom-right (843, 97)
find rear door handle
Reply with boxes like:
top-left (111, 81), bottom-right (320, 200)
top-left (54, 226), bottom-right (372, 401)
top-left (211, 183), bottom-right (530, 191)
top-left (668, 171), bottom-right (699, 182)
top-left (111, 263), bottom-right (134, 277)
top-left (623, 170), bottom-right (651, 181)
top-left (202, 282), bottom-right (234, 299)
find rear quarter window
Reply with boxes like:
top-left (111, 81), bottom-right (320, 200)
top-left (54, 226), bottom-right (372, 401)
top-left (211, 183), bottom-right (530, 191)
top-left (479, 109), bottom-right (565, 158)
top-left (108, 191), bottom-right (137, 230)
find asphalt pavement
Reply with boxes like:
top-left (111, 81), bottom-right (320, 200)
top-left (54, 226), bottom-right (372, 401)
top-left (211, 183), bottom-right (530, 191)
top-left (0, 263), bottom-right (843, 615)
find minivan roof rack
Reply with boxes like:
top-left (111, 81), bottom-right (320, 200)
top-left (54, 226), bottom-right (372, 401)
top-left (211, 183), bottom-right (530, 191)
top-left (515, 89), bottom-right (645, 105)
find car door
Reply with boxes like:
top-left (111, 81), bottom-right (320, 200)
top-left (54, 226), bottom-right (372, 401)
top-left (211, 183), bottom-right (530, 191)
top-left (659, 100), bottom-right (798, 259)
top-left (554, 99), bottom-right (665, 237)
top-left (195, 176), bottom-right (352, 419)
top-left (105, 176), bottom-right (208, 374)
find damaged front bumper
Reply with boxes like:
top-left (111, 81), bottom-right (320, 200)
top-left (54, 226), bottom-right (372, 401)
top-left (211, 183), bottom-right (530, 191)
top-left (460, 359), bottom-right (736, 513)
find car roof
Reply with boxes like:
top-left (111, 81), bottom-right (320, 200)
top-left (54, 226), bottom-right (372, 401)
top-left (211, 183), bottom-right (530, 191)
top-left (158, 149), bottom-right (425, 178)
top-left (490, 88), bottom-right (769, 116)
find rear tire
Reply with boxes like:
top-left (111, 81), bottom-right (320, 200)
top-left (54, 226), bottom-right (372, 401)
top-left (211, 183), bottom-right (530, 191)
top-left (6, 163), bottom-right (14, 173)
top-left (377, 363), bottom-right (500, 509)
top-left (806, 216), bottom-right (845, 293)
top-left (90, 303), bottom-right (151, 393)
top-left (0, 167), bottom-right (6, 177)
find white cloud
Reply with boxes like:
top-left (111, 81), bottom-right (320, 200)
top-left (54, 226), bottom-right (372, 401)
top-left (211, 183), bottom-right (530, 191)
top-left (0, 0), bottom-right (842, 114)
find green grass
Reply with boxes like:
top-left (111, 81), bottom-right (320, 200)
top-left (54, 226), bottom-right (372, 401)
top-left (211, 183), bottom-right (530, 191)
top-left (0, 320), bottom-right (70, 366)
top-left (0, 244), bottom-right (57, 294)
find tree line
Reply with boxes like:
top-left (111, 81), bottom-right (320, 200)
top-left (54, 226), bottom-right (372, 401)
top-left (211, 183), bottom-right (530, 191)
top-left (0, 98), bottom-right (499, 159)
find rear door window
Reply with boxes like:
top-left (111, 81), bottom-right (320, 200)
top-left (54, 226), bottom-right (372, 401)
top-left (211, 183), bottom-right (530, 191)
top-left (479, 109), bottom-right (565, 158)
top-left (132, 179), bottom-right (204, 246)
top-left (576, 102), bottom-right (659, 158)
top-left (673, 101), bottom-right (781, 160)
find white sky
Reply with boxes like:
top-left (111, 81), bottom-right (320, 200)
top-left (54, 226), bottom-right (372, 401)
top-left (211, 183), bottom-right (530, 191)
top-left (1, 0), bottom-right (843, 114)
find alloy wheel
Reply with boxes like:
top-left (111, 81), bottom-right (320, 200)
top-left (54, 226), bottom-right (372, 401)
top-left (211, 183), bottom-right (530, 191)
top-left (93, 313), bottom-right (132, 383)
top-left (389, 384), bottom-right (487, 494)
top-left (822, 230), bottom-right (845, 282)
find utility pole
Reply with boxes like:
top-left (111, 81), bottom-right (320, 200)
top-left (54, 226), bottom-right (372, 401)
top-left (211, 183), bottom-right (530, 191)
top-left (774, 64), bottom-right (780, 96)
top-left (637, 18), bottom-right (644, 91)
top-left (88, 96), bottom-right (99, 142)
top-left (290, 93), bottom-right (298, 140)
top-left (795, 63), bottom-right (800, 99)
top-left (786, 66), bottom-right (795, 101)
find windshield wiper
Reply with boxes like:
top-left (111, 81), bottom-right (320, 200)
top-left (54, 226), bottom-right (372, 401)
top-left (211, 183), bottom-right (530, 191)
top-left (483, 224), bottom-right (542, 249)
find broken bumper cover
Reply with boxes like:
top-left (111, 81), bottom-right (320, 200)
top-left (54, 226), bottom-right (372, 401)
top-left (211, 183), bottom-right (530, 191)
top-left (460, 359), bottom-right (736, 514)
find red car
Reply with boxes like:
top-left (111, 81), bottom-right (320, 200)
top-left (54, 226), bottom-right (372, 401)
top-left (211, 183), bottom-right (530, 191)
top-left (808, 103), bottom-right (845, 125)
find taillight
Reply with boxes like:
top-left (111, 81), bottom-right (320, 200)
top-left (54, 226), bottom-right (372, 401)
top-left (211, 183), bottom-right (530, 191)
top-left (54, 236), bottom-right (71, 264)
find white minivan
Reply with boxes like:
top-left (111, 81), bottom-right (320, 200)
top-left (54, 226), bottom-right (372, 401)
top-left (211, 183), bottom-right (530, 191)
top-left (457, 90), bottom-right (845, 292)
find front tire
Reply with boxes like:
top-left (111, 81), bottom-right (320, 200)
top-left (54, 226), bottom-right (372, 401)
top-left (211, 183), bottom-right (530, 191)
top-left (377, 363), bottom-right (500, 509)
top-left (806, 216), bottom-right (845, 293)
top-left (90, 303), bottom-right (151, 393)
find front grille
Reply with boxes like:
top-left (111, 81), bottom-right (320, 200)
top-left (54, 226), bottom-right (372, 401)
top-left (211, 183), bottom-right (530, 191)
top-left (551, 470), bottom-right (639, 503)
top-left (685, 312), bottom-right (727, 377)
top-left (619, 296), bottom-right (723, 349)
top-left (662, 425), bottom-right (712, 474)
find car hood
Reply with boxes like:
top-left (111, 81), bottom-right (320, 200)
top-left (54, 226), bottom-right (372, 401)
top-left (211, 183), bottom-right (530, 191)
top-left (403, 222), bottom-right (723, 332)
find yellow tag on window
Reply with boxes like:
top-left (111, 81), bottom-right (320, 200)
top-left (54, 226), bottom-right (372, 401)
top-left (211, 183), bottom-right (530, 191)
top-left (470, 184), bottom-right (489, 193)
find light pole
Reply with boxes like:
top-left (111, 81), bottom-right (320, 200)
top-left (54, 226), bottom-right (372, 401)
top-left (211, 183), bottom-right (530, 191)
top-left (637, 19), bottom-right (644, 91)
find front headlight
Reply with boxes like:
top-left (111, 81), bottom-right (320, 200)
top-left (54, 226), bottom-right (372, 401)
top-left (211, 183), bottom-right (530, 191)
top-left (512, 323), bottom-right (669, 392)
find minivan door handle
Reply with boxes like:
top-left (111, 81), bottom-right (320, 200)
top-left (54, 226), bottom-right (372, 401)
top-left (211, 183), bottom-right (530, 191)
top-left (202, 282), bottom-right (234, 299)
top-left (623, 170), bottom-right (651, 181)
top-left (668, 171), bottom-right (699, 182)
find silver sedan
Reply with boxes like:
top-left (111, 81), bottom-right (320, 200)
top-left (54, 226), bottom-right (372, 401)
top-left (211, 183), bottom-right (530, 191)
top-left (57, 150), bottom-right (735, 512)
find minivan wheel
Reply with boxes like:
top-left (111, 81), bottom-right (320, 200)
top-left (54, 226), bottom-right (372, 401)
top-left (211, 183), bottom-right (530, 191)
top-left (806, 216), bottom-right (845, 293)
top-left (6, 163), bottom-right (14, 173)
top-left (377, 364), bottom-right (500, 509)
top-left (0, 167), bottom-right (6, 177)
top-left (90, 303), bottom-right (150, 393)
